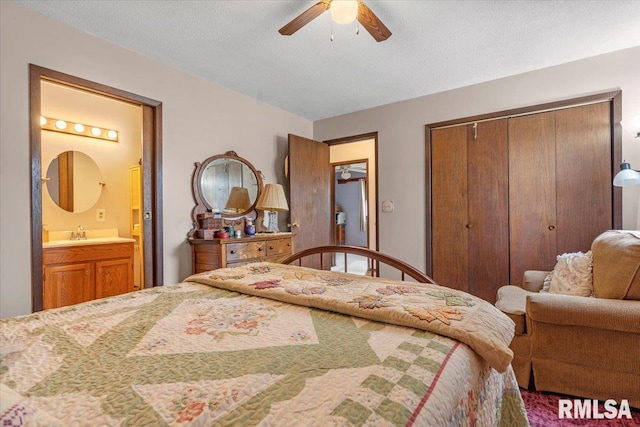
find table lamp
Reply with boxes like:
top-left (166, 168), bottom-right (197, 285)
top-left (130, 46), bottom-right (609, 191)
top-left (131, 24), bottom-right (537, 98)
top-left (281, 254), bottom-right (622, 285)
top-left (256, 183), bottom-right (289, 232)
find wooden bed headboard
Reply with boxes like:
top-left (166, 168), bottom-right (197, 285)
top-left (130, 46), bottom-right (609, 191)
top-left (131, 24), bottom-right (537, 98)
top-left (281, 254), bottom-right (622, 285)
top-left (281, 245), bottom-right (436, 284)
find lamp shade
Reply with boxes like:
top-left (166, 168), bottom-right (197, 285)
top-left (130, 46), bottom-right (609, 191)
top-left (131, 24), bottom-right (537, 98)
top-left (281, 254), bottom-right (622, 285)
top-left (613, 162), bottom-right (640, 187)
top-left (256, 183), bottom-right (289, 212)
top-left (225, 187), bottom-right (251, 212)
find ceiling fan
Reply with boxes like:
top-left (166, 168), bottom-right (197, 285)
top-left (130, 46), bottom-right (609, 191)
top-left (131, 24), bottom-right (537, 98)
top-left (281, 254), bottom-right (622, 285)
top-left (279, 0), bottom-right (392, 42)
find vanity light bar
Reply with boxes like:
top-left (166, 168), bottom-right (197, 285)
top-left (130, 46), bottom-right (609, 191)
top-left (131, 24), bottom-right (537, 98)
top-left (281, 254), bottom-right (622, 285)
top-left (40, 116), bottom-right (118, 142)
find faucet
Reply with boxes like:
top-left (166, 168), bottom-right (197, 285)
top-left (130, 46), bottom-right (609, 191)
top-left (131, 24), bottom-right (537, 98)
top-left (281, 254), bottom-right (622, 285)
top-left (77, 225), bottom-right (87, 240)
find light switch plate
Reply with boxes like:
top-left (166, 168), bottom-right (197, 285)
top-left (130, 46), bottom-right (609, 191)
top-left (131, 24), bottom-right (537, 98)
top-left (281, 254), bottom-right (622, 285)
top-left (381, 200), bottom-right (394, 213)
top-left (96, 209), bottom-right (106, 222)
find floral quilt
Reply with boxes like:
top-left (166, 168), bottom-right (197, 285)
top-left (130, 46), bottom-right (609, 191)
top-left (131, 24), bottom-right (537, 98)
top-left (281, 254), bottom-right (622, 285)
top-left (187, 262), bottom-right (515, 372)
top-left (1, 264), bottom-right (528, 426)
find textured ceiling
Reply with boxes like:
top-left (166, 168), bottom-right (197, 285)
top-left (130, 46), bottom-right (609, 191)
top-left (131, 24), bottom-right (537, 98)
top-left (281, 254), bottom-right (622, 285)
top-left (14, 0), bottom-right (640, 121)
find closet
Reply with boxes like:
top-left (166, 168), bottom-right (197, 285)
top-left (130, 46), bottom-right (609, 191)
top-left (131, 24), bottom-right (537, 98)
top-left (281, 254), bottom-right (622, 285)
top-left (429, 97), bottom-right (617, 303)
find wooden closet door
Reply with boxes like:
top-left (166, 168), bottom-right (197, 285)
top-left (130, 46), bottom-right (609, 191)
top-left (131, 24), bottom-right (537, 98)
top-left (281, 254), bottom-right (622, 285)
top-left (467, 119), bottom-right (509, 302)
top-left (555, 102), bottom-right (612, 253)
top-left (509, 112), bottom-right (557, 282)
top-left (431, 121), bottom-right (508, 302)
top-left (431, 125), bottom-right (468, 291)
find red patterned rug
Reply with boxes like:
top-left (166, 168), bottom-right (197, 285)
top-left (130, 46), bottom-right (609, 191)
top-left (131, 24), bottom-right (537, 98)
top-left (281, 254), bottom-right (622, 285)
top-left (520, 389), bottom-right (640, 427)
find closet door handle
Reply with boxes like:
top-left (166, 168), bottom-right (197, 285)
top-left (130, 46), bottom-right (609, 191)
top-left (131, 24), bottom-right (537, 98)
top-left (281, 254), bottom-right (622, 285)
top-left (548, 225), bottom-right (556, 230)
top-left (465, 223), bottom-right (475, 229)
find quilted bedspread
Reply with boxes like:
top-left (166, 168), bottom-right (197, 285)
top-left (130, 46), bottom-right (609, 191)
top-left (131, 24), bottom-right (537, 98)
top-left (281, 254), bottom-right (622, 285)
top-left (1, 263), bottom-right (528, 426)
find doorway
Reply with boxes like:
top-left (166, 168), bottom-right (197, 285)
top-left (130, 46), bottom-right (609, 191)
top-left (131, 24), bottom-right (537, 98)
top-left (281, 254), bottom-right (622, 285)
top-left (287, 132), bottom-right (378, 272)
top-left (328, 134), bottom-right (378, 275)
top-left (29, 65), bottom-right (163, 312)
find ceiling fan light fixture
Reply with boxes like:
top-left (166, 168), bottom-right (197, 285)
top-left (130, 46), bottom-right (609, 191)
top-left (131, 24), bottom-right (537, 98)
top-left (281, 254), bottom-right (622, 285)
top-left (330, 0), bottom-right (358, 24)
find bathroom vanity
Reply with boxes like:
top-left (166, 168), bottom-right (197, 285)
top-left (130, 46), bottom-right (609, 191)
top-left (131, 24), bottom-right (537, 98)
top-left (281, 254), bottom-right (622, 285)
top-left (42, 237), bottom-right (134, 309)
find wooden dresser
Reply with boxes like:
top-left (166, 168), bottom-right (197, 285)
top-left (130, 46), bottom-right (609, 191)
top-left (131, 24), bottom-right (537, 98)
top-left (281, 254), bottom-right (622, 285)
top-left (189, 232), bottom-right (294, 274)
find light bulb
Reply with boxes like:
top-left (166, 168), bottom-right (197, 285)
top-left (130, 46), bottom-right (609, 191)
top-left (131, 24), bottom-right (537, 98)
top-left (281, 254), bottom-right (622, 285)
top-left (73, 123), bottom-right (85, 132)
top-left (91, 127), bottom-right (101, 136)
top-left (40, 116), bottom-right (47, 126)
top-left (107, 130), bottom-right (117, 139)
top-left (331, 0), bottom-right (358, 24)
top-left (55, 120), bottom-right (67, 130)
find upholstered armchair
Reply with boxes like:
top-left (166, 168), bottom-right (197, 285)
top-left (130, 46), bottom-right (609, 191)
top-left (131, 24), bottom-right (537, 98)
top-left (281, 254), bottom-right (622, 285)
top-left (496, 230), bottom-right (640, 408)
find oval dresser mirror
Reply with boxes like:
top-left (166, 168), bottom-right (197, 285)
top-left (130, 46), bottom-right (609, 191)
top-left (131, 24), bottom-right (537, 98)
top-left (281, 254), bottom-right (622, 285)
top-left (192, 151), bottom-right (263, 220)
top-left (46, 150), bottom-right (104, 213)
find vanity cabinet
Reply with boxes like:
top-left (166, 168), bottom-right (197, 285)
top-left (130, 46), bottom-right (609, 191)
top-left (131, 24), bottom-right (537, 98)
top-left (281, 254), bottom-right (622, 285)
top-left (43, 242), bottom-right (134, 309)
top-left (189, 233), bottom-right (294, 274)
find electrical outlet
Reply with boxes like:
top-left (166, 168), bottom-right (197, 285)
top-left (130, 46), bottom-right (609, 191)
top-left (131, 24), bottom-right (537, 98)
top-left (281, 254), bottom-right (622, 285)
top-left (96, 209), bottom-right (106, 222)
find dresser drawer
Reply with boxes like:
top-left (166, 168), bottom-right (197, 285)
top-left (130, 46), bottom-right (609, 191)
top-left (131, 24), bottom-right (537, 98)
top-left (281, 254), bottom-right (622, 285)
top-left (266, 238), bottom-right (293, 256)
top-left (226, 242), bottom-right (266, 262)
top-left (189, 233), bottom-right (294, 275)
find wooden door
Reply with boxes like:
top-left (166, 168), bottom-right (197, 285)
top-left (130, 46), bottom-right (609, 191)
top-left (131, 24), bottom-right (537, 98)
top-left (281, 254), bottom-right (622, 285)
top-left (431, 121), bottom-right (508, 302)
top-left (467, 119), bottom-right (509, 302)
top-left (95, 258), bottom-right (133, 299)
top-left (288, 134), bottom-right (331, 269)
top-left (509, 111), bottom-right (557, 282)
top-left (431, 125), bottom-right (469, 291)
top-left (43, 262), bottom-right (94, 309)
top-left (555, 102), bottom-right (612, 253)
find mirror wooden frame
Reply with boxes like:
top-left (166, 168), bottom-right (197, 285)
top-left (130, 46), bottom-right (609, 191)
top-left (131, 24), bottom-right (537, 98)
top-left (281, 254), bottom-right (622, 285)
top-left (190, 151), bottom-right (263, 226)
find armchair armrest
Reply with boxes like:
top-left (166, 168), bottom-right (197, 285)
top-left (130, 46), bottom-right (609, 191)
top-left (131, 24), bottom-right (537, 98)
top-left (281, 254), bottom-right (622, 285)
top-left (527, 293), bottom-right (640, 334)
top-left (522, 270), bottom-right (549, 292)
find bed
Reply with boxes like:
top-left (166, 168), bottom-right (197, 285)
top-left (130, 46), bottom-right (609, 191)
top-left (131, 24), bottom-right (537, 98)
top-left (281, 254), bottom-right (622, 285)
top-left (1, 246), bottom-right (528, 426)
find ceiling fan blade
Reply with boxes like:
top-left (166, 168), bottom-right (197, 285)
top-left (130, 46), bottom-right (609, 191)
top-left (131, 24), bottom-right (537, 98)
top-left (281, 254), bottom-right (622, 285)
top-left (357, 1), bottom-right (392, 42)
top-left (279, 1), bottom-right (331, 36)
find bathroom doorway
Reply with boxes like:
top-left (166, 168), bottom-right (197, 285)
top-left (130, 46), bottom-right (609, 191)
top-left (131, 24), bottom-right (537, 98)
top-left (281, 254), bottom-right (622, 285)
top-left (29, 65), bottom-right (163, 312)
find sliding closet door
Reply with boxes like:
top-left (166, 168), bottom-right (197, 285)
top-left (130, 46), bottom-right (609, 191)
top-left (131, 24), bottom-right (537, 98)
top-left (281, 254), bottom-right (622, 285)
top-left (431, 120), bottom-right (508, 302)
top-left (467, 119), bottom-right (509, 302)
top-left (509, 102), bottom-right (613, 281)
top-left (555, 102), bottom-right (612, 253)
top-left (509, 111), bottom-right (557, 282)
top-left (432, 125), bottom-right (468, 291)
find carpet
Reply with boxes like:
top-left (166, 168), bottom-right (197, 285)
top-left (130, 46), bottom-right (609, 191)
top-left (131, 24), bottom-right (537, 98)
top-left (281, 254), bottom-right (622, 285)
top-left (520, 388), bottom-right (640, 427)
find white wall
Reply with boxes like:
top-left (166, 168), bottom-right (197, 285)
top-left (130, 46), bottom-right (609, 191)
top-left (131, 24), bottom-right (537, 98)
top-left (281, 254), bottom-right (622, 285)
top-left (0, 2), bottom-right (312, 318)
top-left (314, 47), bottom-right (640, 272)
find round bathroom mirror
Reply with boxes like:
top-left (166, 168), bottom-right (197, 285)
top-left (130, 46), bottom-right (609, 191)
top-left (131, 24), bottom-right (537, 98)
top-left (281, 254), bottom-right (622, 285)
top-left (46, 150), bottom-right (103, 213)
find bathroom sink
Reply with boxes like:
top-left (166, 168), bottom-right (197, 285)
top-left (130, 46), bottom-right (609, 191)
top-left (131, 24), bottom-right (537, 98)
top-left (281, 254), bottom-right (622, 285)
top-left (43, 237), bottom-right (135, 248)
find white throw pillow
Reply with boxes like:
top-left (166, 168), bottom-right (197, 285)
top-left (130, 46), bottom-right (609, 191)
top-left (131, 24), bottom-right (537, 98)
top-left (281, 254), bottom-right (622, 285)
top-left (546, 251), bottom-right (593, 297)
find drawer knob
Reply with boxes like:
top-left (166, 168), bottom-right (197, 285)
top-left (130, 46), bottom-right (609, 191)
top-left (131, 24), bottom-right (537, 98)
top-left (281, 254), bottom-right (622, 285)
top-left (548, 225), bottom-right (556, 230)
top-left (269, 246), bottom-right (274, 250)
top-left (258, 247), bottom-right (264, 251)
top-left (230, 250), bottom-right (236, 254)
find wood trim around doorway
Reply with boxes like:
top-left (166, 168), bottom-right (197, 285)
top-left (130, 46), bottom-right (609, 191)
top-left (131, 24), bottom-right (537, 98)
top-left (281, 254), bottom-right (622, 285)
top-left (29, 64), bottom-right (163, 312)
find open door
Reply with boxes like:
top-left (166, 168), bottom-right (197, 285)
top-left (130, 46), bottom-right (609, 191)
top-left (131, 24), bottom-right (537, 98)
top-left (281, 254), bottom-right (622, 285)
top-left (288, 134), bottom-right (331, 269)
